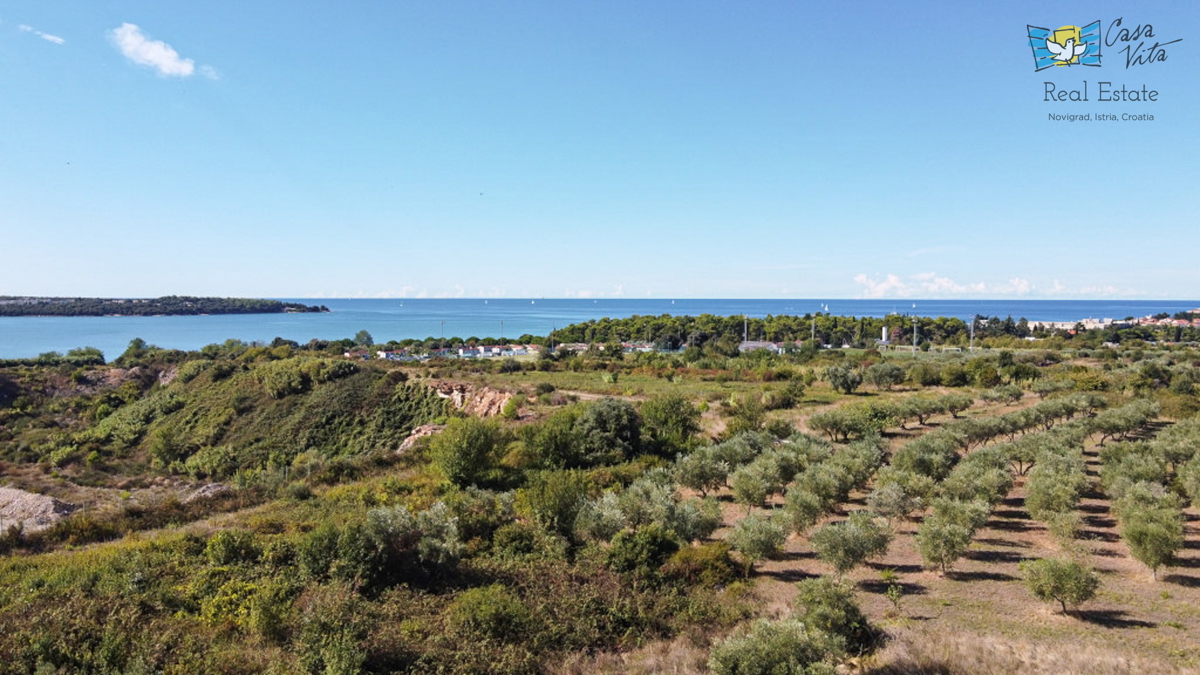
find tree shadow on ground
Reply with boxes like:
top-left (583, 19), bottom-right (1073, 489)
top-left (757, 567), bottom-right (819, 583)
top-left (965, 549), bottom-right (1031, 564)
top-left (1082, 529), bottom-right (1122, 543)
top-left (1076, 609), bottom-right (1155, 629)
top-left (867, 562), bottom-right (924, 574)
top-left (857, 579), bottom-right (927, 596)
top-left (986, 518), bottom-right (1034, 533)
top-left (1077, 502), bottom-right (1110, 514)
top-left (1172, 556), bottom-right (1200, 569)
top-left (975, 537), bottom-right (1030, 548)
top-left (991, 508), bottom-right (1031, 521)
top-left (1083, 515), bottom-right (1117, 529)
top-left (949, 570), bottom-right (1018, 582)
top-left (1163, 573), bottom-right (1200, 588)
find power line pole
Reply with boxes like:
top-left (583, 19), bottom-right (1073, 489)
top-left (912, 317), bottom-right (918, 356)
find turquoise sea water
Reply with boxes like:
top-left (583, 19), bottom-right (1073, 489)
top-left (1, 298), bottom-right (1197, 360)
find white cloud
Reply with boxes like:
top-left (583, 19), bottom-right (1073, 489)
top-left (853, 272), bottom-right (1036, 299)
top-left (109, 23), bottom-right (195, 77)
top-left (199, 65), bottom-right (220, 80)
top-left (18, 23), bottom-right (64, 44)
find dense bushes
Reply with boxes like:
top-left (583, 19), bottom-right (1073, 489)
top-left (298, 503), bottom-right (462, 592)
top-left (708, 576), bottom-right (878, 674)
top-left (430, 417), bottom-right (505, 487)
top-left (708, 618), bottom-right (841, 675)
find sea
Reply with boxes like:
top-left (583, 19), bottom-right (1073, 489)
top-left (2, 298), bottom-right (1198, 361)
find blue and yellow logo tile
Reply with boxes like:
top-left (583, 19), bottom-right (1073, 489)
top-left (1028, 20), bottom-right (1102, 71)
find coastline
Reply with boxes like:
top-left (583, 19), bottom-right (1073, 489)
top-left (3, 298), bottom-right (1198, 361)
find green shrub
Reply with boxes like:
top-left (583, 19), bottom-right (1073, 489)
top-left (205, 529), bottom-right (262, 566)
top-left (255, 359), bottom-right (311, 398)
top-left (574, 397), bottom-right (642, 465)
top-left (175, 359), bottom-right (211, 384)
top-left (491, 521), bottom-right (569, 561)
top-left (518, 469), bottom-right (591, 537)
top-left (447, 584), bottom-right (533, 642)
top-left (793, 576), bottom-right (878, 654)
top-left (708, 618), bottom-right (843, 675)
top-left (248, 579), bottom-right (295, 644)
top-left (430, 417), bottom-right (504, 487)
top-left (199, 579), bottom-right (257, 628)
top-left (574, 491), bottom-right (627, 542)
top-left (295, 583), bottom-right (368, 675)
top-left (662, 542), bottom-right (738, 588)
top-left (641, 393), bottom-right (701, 455)
top-left (606, 523), bottom-right (680, 581)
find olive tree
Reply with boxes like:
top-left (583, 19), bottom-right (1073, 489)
top-left (726, 512), bottom-right (787, 577)
top-left (824, 365), bottom-right (862, 395)
top-left (1021, 557), bottom-right (1100, 614)
top-left (809, 511), bottom-right (893, 576)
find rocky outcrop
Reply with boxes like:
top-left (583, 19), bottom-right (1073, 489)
top-left (183, 483), bottom-right (233, 504)
top-left (398, 424), bottom-right (447, 454)
top-left (157, 366), bottom-right (179, 386)
top-left (0, 487), bottom-right (78, 533)
top-left (431, 383), bottom-right (514, 417)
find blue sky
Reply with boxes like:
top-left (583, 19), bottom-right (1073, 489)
top-left (1, 1), bottom-right (1196, 300)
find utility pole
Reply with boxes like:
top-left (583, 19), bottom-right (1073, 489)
top-left (912, 318), bottom-right (918, 356)
top-left (969, 317), bottom-right (975, 351)
top-left (440, 320), bottom-right (445, 349)
top-left (743, 315), bottom-right (748, 342)
top-left (500, 320), bottom-right (504, 342)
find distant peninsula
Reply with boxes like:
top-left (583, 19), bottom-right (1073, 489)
top-left (0, 296), bottom-right (329, 317)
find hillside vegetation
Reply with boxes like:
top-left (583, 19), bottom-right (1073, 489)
top-left (1, 330), bottom-right (1199, 674)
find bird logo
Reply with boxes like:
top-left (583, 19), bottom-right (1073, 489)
top-left (1027, 21), bottom-right (1101, 71)
top-left (1045, 34), bottom-right (1088, 64)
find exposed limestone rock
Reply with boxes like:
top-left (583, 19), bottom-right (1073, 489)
top-left (398, 424), bottom-right (446, 453)
top-left (431, 383), bottom-right (513, 417)
top-left (0, 487), bottom-right (78, 533)
top-left (183, 483), bottom-right (233, 504)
